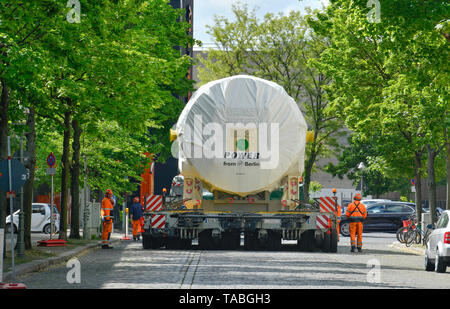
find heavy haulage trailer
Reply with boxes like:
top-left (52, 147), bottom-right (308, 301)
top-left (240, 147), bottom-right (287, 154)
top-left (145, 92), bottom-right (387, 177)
top-left (142, 75), bottom-right (339, 252)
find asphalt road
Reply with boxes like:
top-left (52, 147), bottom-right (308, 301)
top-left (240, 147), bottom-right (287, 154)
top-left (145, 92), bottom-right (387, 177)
top-left (17, 232), bottom-right (450, 289)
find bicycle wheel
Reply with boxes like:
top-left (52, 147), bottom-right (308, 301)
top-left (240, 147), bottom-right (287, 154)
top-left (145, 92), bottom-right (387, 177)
top-left (414, 229), bottom-right (421, 244)
top-left (422, 229), bottom-right (431, 246)
top-left (404, 229), bottom-right (416, 247)
top-left (396, 226), bottom-right (407, 243)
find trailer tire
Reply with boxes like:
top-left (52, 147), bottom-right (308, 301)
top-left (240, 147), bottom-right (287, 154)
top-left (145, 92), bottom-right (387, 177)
top-left (142, 233), bottom-right (152, 249)
top-left (142, 233), bottom-right (162, 249)
top-left (267, 232), bottom-right (282, 251)
top-left (180, 239), bottom-right (192, 249)
top-left (330, 228), bottom-right (338, 253)
top-left (244, 231), bottom-right (259, 250)
top-left (221, 231), bottom-right (240, 250)
top-left (298, 230), bottom-right (315, 252)
top-left (199, 230), bottom-right (214, 250)
top-left (322, 231), bottom-right (331, 252)
top-left (166, 237), bottom-right (181, 249)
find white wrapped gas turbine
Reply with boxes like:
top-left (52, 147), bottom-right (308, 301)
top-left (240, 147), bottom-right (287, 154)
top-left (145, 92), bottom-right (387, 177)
top-left (175, 75), bottom-right (307, 197)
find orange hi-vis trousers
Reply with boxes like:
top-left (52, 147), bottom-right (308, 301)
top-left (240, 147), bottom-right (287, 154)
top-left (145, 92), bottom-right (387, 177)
top-left (132, 219), bottom-right (142, 237)
top-left (101, 220), bottom-right (113, 246)
top-left (349, 222), bottom-right (363, 248)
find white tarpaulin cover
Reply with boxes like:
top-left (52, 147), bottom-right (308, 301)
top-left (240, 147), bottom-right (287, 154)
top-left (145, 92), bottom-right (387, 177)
top-left (176, 75), bottom-right (307, 196)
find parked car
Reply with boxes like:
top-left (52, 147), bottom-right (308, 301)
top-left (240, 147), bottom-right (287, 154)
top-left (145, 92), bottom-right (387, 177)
top-left (425, 210), bottom-right (450, 273)
top-left (340, 202), bottom-right (415, 236)
top-left (395, 201), bottom-right (416, 208)
top-left (423, 207), bottom-right (444, 218)
top-left (6, 203), bottom-right (60, 234)
top-left (360, 199), bottom-right (391, 206)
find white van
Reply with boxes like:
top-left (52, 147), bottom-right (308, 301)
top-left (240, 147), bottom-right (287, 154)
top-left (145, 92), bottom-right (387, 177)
top-left (6, 203), bottom-right (60, 234)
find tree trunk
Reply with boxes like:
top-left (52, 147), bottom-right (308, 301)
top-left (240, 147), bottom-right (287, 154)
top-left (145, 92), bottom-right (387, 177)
top-left (445, 128), bottom-right (450, 210)
top-left (303, 149), bottom-right (317, 203)
top-left (23, 107), bottom-right (36, 250)
top-left (426, 145), bottom-right (438, 223)
top-left (0, 79), bottom-right (9, 257)
top-left (69, 119), bottom-right (81, 239)
top-left (59, 109), bottom-right (71, 240)
top-left (414, 151), bottom-right (423, 225)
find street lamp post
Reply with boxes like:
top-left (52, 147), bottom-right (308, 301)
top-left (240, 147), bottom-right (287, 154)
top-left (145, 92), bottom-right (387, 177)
top-left (358, 162), bottom-right (366, 198)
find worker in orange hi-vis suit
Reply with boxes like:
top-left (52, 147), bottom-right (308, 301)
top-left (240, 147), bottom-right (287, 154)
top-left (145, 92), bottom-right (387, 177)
top-left (101, 189), bottom-right (115, 249)
top-left (129, 197), bottom-right (144, 241)
top-left (345, 193), bottom-right (367, 252)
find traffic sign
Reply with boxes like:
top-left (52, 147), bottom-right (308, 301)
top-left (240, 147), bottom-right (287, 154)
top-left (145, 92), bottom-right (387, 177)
top-left (46, 168), bottom-right (56, 175)
top-left (47, 152), bottom-right (56, 168)
top-left (0, 159), bottom-right (27, 192)
top-left (411, 178), bottom-right (415, 186)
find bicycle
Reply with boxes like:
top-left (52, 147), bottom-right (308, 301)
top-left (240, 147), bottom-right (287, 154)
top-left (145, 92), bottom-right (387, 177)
top-left (396, 214), bottom-right (414, 244)
top-left (398, 214), bottom-right (432, 247)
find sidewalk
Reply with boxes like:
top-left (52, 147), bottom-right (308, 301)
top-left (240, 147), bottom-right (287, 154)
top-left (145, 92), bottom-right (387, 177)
top-left (2, 232), bottom-right (123, 283)
top-left (391, 241), bottom-right (426, 256)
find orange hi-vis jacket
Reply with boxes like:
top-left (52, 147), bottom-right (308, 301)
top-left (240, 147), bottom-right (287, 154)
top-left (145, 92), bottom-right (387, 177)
top-left (101, 197), bottom-right (114, 221)
top-left (345, 201), bottom-right (367, 222)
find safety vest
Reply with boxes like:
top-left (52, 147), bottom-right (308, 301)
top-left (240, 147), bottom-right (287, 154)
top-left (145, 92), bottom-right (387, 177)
top-left (101, 198), bottom-right (114, 220)
top-left (345, 201), bottom-right (367, 222)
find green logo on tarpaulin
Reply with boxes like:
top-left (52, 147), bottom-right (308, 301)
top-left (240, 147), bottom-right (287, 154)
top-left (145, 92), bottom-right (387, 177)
top-left (235, 139), bottom-right (249, 151)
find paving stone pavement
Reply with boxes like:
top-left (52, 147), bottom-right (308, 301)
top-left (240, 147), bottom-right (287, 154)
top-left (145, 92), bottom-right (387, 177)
top-left (14, 233), bottom-right (450, 289)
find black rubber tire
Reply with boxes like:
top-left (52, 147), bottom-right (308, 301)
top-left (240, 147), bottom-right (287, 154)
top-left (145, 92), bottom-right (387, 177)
top-left (266, 232), bottom-right (282, 251)
top-left (142, 233), bottom-right (161, 249)
top-left (329, 228), bottom-right (338, 253)
top-left (5, 223), bottom-right (17, 234)
top-left (298, 230), bottom-right (315, 252)
top-left (424, 252), bottom-right (434, 271)
top-left (322, 232), bottom-right (331, 252)
top-left (435, 253), bottom-right (447, 273)
top-left (198, 230), bottom-right (214, 250)
top-left (244, 231), bottom-right (259, 250)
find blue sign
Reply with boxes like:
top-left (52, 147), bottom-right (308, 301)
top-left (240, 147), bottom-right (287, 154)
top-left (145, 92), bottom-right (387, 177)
top-left (0, 159), bottom-right (28, 192)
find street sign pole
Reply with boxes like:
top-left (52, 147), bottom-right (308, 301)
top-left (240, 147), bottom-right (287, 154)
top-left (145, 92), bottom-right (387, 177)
top-left (7, 136), bottom-right (15, 283)
top-left (50, 173), bottom-right (54, 240)
top-left (0, 139), bottom-right (28, 284)
top-left (17, 135), bottom-right (25, 257)
top-left (38, 153), bottom-right (65, 247)
top-left (46, 153), bottom-right (56, 241)
top-left (83, 156), bottom-right (88, 239)
top-left (0, 228), bottom-right (3, 282)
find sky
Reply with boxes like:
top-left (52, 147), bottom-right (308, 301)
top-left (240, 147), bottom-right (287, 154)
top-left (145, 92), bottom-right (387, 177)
top-left (193, 0), bottom-right (329, 46)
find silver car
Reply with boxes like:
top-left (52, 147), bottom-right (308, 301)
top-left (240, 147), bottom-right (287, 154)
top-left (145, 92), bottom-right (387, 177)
top-left (425, 210), bottom-right (450, 273)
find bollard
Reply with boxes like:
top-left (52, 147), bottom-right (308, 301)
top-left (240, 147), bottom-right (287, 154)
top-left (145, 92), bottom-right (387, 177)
top-left (121, 208), bottom-right (131, 240)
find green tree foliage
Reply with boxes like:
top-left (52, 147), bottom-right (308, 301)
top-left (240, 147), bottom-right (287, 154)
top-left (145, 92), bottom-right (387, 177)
top-left (1, 0), bottom-right (195, 243)
top-left (326, 134), bottom-right (411, 198)
top-left (308, 0), bottom-right (449, 222)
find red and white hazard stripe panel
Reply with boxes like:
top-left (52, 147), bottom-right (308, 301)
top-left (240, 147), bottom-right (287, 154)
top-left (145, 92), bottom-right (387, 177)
top-left (151, 215), bottom-right (166, 229)
top-left (317, 196), bottom-right (339, 213)
top-left (146, 195), bottom-right (163, 212)
top-left (315, 214), bottom-right (331, 230)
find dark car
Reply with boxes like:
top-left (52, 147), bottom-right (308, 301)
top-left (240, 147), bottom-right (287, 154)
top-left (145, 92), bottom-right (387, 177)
top-left (340, 202), bottom-right (415, 236)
